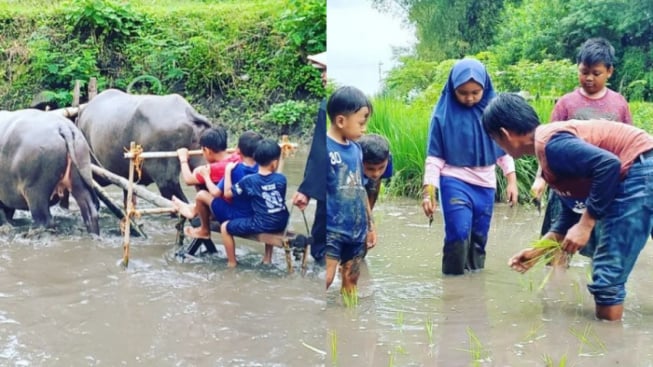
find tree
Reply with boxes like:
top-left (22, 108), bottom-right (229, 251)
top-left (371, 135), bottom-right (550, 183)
top-left (372, 0), bottom-right (511, 61)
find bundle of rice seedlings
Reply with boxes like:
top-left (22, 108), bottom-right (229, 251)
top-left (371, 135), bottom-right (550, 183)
top-left (522, 238), bottom-right (567, 290)
top-left (523, 238), bottom-right (564, 269)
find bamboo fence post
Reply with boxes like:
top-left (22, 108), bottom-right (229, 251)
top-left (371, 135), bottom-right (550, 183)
top-left (122, 141), bottom-right (137, 268)
top-left (72, 80), bottom-right (81, 107)
top-left (88, 77), bottom-right (97, 100)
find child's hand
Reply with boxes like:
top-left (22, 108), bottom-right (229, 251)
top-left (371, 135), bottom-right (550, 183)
top-left (177, 148), bottom-right (189, 162)
top-left (530, 177), bottom-right (547, 200)
top-left (421, 184), bottom-right (437, 218)
top-left (198, 165), bottom-right (211, 178)
top-left (291, 192), bottom-right (309, 210)
top-left (226, 162), bottom-right (237, 172)
top-left (366, 228), bottom-right (377, 249)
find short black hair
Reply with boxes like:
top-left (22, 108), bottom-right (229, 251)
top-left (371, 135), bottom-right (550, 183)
top-left (577, 37), bottom-right (616, 69)
top-left (199, 126), bottom-right (228, 152)
top-left (482, 93), bottom-right (540, 137)
top-left (238, 130), bottom-right (263, 158)
top-left (253, 138), bottom-right (281, 166)
top-left (326, 86), bottom-right (373, 123)
top-left (358, 133), bottom-right (390, 164)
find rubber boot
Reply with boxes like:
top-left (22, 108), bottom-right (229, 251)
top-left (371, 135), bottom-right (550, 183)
top-left (442, 240), bottom-right (468, 275)
top-left (467, 234), bottom-right (486, 272)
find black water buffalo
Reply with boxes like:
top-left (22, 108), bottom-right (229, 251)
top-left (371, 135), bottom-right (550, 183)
top-left (0, 109), bottom-right (100, 234)
top-left (76, 89), bottom-right (211, 202)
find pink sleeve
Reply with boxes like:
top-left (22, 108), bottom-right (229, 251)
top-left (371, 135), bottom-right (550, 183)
top-left (423, 156), bottom-right (445, 188)
top-left (550, 100), bottom-right (567, 122)
top-left (622, 98), bottom-right (633, 125)
top-left (496, 154), bottom-right (515, 176)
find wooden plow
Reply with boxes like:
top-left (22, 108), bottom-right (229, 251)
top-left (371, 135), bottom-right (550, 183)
top-left (104, 137), bottom-right (310, 273)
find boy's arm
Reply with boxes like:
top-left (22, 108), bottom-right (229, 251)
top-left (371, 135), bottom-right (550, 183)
top-left (178, 148), bottom-right (202, 185)
top-left (223, 162), bottom-right (236, 199)
top-left (203, 170), bottom-right (223, 197)
top-left (366, 179), bottom-right (381, 210)
top-left (365, 195), bottom-right (376, 249)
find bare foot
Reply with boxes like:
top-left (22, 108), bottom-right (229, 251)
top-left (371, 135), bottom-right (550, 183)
top-left (227, 261), bottom-right (238, 268)
top-left (171, 196), bottom-right (196, 219)
top-left (184, 226), bottom-right (210, 239)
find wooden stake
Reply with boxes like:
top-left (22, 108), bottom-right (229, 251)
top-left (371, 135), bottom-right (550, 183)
top-left (122, 142), bottom-right (136, 268)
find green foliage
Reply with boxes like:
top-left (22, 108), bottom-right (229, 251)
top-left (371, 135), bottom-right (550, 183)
top-left (492, 0), bottom-right (653, 101)
top-left (372, 0), bottom-right (511, 61)
top-left (368, 96), bottom-right (430, 198)
top-left (0, 0), bottom-right (324, 134)
top-left (263, 100), bottom-right (308, 126)
top-left (63, 0), bottom-right (151, 45)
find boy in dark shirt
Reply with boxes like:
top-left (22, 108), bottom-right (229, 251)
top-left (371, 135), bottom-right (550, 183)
top-left (220, 139), bottom-right (290, 267)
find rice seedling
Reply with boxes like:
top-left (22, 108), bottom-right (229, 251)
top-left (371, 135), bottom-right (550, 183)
top-left (568, 323), bottom-right (606, 356)
top-left (341, 287), bottom-right (358, 308)
top-left (542, 353), bottom-right (568, 367)
top-left (522, 322), bottom-right (544, 343)
top-left (395, 310), bottom-right (405, 331)
top-left (461, 327), bottom-right (490, 365)
top-left (424, 315), bottom-right (434, 345)
top-left (520, 237), bottom-right (569, 290)
top-left (388, 350), bottom-right (395, 367)
top-left (329, 330), bottom-right (338, 366)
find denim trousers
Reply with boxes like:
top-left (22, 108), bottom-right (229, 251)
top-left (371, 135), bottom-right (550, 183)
top-left (587, 154), bottom-right (653, 306)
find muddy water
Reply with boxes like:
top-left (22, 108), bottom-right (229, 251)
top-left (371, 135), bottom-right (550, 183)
top-left (0, 152), bottom-right (325, 366)
top-left (330, 199), bottom-right (653, 367)
top-left (3, 151), bottom-right (653, 367)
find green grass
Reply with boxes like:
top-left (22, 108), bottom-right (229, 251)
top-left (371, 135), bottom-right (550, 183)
top-left (370, 95), bottom-right (653, 201)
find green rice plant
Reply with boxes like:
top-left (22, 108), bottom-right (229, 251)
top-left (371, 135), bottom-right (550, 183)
top-left (368, 96), bottom-right (431, 198)
top-left (388, 351), bottom-right (395, 367)
top-left (329, 330), bottom-right (338, 366)
top-left (461, 327), bottom-right (490, 365)
top-left (341, 287), bottom-right (358, 308)
top-left (521, 237), bottom-right (567, 291)
top-left (395, 310), bottom-right (405, 331)
top-left (568, 323), bottom-right (606, 355)
top-left (542, 353), bottom-right (568, 367)
top-left (522, 322), bottom-right (543, 342)
top-left (571, 280), bottom-right (585, 305)
top-left (424, 315), bottom-right (434, 345)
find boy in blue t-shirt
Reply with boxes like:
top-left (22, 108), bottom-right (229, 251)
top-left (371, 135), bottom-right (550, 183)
top-left (172, 130), bottom-right (262, 239)
top-left (326, 86), bottom-right (376, 296)
top-left (220, 139), bottom-right (290, 268)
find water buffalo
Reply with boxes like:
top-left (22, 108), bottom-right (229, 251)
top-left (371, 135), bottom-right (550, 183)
top-left (76, 89), bottom-right (211, 202)
top-left (0, 109), bottom-right (100, 234)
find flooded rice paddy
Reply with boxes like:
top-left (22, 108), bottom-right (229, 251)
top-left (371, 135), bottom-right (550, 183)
top-left (1, 151), bottom-right (653, 366)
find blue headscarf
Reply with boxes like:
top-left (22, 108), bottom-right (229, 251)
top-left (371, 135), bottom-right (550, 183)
top-left (427, 58), bottom-right (505, 167)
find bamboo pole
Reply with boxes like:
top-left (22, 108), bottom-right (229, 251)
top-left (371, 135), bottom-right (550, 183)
top-left (122, 142), bottom-right (136, 268)
top-left (91, 164), bottom-right (173, 208)
top-left (72, 80), bottom-right (80, 107)
top-left (92, 179), bottom-right (147, 238)
top-left (88, 77), bottom-right (97, 100)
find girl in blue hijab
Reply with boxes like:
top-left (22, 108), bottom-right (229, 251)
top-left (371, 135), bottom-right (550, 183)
top-left (422, 58), bottom-right (518, 275)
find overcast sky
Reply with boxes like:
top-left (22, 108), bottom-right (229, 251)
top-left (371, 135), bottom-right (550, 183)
top-left (327, 0), bottom-right (415, 96)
